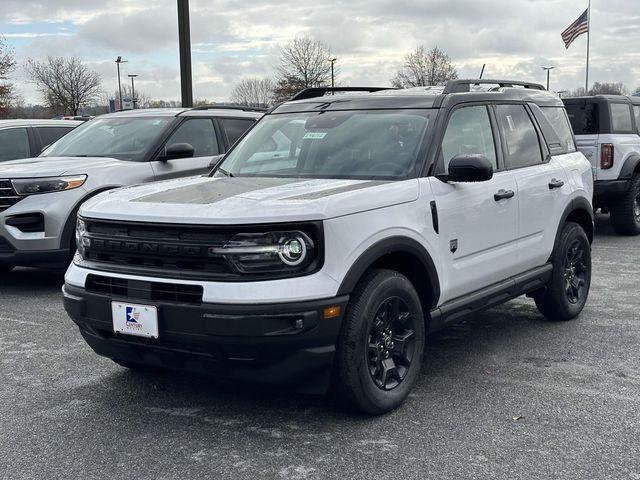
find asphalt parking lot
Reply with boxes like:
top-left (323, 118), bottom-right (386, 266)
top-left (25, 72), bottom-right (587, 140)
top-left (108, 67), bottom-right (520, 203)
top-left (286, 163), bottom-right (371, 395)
top-left (1, 214), bottom-right (639, 480)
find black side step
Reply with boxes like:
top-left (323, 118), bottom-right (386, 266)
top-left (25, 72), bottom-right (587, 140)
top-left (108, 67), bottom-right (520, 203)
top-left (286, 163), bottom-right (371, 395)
top-left (428, 264), bottom-right (552, 332)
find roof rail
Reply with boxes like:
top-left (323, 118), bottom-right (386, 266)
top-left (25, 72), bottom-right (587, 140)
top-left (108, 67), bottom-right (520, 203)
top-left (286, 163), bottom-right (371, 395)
top-left (290, 87), bottom-right (394, 101)
top-left (443, 79), bottom-right (546, 94)
top-left (188, 105), bottom-right (267, 113)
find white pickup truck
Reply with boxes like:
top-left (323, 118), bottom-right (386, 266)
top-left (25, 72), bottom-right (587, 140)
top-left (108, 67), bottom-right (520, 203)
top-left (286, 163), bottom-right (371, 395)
top-left (563, 95), bottom-right (640, 235)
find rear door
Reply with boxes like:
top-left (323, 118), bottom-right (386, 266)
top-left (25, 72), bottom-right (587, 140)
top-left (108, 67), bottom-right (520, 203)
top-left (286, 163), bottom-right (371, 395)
top-left (151, 117), bottom-right (221, 180)
top-left (0, 127), bottom-right (30, 162)
top-left (495, 104), bottom-right (569, 271)
top-left (429, 104), bottom-right (521, 302)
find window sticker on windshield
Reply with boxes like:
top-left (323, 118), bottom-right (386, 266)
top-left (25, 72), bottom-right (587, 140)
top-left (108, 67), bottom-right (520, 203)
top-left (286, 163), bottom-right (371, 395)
top-left (303, 132), bottom-right (327, 140)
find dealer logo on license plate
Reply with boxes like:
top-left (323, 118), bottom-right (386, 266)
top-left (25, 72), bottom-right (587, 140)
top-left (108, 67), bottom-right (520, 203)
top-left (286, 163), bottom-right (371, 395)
top-left (112, 302), bottom-right (159, 339)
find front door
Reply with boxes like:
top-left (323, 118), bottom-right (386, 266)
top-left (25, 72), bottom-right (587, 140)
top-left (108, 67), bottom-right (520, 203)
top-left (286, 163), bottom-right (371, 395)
top-left (151, 118), bottom-right (221, 180)
top-left (429, 104), bottom-right (520, 303)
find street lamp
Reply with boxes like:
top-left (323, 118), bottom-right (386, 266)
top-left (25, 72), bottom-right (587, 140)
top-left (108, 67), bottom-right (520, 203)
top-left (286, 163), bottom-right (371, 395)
top-left (329, 57), bottom-right (337, 94)
top-left (541, 66), bottom-right (555, 91)
top-left (128, 74), bottom-right (139, 109)
top-left (115, 56), bottom-right (128, 109)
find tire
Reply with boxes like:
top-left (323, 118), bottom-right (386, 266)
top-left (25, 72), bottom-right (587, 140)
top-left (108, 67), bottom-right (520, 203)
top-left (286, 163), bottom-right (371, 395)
top-left (333, 269), bottom-right (425, 415)
top-left (0, 263), bottom-right (14, 274)
top-left (535, 222), bottom-right (591, 321)
top-left (609, 174), bottom-right (640, 235)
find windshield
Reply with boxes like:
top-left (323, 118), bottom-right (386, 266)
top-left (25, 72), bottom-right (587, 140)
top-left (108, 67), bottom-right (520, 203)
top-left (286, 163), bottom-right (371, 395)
top-left (41, 117), bottom-right (173, 161)
top-left (216, 110), bottom-right (433, 180)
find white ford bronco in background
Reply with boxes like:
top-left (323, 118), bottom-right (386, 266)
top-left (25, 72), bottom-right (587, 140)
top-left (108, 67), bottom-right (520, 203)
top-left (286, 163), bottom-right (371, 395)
top-left (64, 80), bottom-right (594, 414)
top-left (563, 95), bottom-right (640, 235)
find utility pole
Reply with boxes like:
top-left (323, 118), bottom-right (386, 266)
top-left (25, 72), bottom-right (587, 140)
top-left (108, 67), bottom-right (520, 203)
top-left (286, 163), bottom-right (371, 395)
top-left (329, 58), bottom-right (337, 94)
top-left (177, 0), bottom-right (193, 107)
top-left (541, 66), bottom-right (555, 91)
top-left (128, 74), bottom-right (138, 108)
top-left (585, 0), bottom-right (591, 93)
top-left (115, 56), bottom-right (127, 109)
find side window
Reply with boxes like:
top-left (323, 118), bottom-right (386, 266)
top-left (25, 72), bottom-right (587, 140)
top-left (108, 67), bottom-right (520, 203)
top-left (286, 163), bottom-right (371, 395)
top-left (540, 107), bottom-right (576, 154)
top-left (565, 102), bottom-right (599, 134)
top-left (165, 119), bottom-right (219, 157)
top-left (632, 106), bottom-right (640, 134)
top-left (36, 127), bottom-right (75, 151)
top-left (0, 128), bottom-right (30, 161)
top-left (221, 118), bottom-right (255, 147)
top-left (495, 104), bottom-right (543, 168)
top-left (440, 105), bottom-right (497, 172)
top-left (610, 103), bottom-right (633, 132)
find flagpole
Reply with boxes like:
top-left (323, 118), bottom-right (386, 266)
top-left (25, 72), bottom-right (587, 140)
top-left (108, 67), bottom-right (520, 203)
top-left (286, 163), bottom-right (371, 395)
top-left (585, 0), bottom-right (591, 93)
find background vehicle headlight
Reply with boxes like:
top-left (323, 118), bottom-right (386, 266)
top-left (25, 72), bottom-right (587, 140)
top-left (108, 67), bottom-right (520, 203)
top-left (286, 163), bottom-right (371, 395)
top-left (12, 175), bottom-right (87, 196)
top-left (209, 231), bottom-right (315, 273)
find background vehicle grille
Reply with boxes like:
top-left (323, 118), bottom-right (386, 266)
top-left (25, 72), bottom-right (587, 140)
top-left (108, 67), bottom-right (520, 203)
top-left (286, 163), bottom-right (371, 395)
top-left (0, 180), bottom-right (23, 213)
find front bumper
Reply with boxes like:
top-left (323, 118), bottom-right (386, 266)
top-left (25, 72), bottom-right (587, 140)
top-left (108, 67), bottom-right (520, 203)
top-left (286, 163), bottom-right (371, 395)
top-left (594, 179), bottom-right (630, 203)
top-left (63, 283), bottom-right (349, 393)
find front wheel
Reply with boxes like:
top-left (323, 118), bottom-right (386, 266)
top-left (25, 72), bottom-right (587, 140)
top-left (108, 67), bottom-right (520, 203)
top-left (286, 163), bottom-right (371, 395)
top-left (333, 269), bottom-right (425, 415)
top-left (609, 174), bottom-right (640, 235)
top-left (535, 222), bottom-right (591, 321)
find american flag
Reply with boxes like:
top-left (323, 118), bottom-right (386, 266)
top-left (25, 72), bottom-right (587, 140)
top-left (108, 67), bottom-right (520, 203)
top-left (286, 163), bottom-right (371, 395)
top-left (561, 9), bottom-right (589, 49)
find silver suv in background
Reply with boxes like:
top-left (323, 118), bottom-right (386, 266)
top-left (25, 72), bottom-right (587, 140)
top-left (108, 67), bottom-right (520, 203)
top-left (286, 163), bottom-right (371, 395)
top-left (0, 119), bottom-right (82, 162)
top-left (0, 106), bottom-right (261, 272)
top-left (563, 95), bottom-right (640, 234)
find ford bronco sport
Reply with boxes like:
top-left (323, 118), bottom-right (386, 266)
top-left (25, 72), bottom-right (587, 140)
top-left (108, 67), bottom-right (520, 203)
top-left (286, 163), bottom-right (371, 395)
top-left (64, 80), bottom-right (594, 414)
top-left (563, 95), bottom-right (640, 234)
top-left (0, 106), bottom-right (261, 272)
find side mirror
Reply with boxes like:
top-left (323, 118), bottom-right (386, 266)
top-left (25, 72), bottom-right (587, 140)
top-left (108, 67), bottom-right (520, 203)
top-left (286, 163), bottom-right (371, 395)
top-left (439, 154), bottom-right (494, 182)
top-left (208, 154), bottom-right (225, 169)
top-left (161, 143), bottom-right (195, 161)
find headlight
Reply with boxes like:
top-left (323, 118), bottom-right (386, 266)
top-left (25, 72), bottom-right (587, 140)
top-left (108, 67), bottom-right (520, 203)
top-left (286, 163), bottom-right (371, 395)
top-left (75, 218), bottom-right (88, 258)
top-left (11, 175), bottom-right (87, 196)
top-left (209, 231), bottom-right (315, 273)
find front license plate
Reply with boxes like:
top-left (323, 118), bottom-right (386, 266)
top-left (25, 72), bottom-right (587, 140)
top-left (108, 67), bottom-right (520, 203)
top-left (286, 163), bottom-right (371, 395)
top-left (112, 302), bottom-right (159, 339)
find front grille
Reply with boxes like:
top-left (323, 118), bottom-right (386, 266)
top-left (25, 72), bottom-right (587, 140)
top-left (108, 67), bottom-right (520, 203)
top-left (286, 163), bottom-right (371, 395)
top-left (80, 218), bottom-right (323, 281)
top-left (0, 180), bottom-right (23, 213)
top-left (86, 274), bottom-right (204, 304)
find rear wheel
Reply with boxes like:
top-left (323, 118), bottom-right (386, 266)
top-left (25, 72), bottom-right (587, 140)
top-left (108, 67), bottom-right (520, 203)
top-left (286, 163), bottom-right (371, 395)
top-left (609, 174), bottom-right (640, 235)
top-left (333, 269), bottom-right (425, 415)
top-left (535, 222), bottom-right (591, 321)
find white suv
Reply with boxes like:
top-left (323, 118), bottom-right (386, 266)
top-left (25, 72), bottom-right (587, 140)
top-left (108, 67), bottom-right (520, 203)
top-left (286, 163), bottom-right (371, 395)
top-left (563, 95), bottom-right (640, 234)
top-left (64, 80), bottom-right (594, 414)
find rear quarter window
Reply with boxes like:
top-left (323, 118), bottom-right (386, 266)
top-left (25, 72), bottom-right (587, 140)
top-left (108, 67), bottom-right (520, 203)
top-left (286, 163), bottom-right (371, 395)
top-left (610, 103), bottom-right (634, 133)
top-left (565, 102), bottom-right (599, 135)
top-left (540, 107), bottom-right (576, 154)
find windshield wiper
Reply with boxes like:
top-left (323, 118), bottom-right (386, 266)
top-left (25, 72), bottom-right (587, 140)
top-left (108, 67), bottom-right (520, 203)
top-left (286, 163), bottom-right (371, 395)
top-left (216, 167), bottom-right (234, 178)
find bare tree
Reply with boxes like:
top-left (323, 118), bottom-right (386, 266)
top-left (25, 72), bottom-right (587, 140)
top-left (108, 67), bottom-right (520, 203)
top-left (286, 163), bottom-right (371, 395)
top-left (25, 56), bottom-right (102, 115)
top-left (0, 36), bottom-right (17, 118)
top-left (230, 77), bottom-right (275, 107)
top-left (391, 46), bottom-right (458, 88)
top-left (274, 36), bottom-right (333, 102)
top-left (568, 82), bottom-right (629, 97)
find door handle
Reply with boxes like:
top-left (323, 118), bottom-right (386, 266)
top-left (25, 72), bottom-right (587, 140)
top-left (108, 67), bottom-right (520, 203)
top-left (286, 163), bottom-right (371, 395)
top-left (548, 178), bottom-right (565, 190)
top-left (494, 189), bottom-right (515, 201)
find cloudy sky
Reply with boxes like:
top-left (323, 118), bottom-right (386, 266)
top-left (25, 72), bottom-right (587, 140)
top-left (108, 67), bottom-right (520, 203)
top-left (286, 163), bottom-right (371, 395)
top-left (1, 0), bottom-right (638, 104)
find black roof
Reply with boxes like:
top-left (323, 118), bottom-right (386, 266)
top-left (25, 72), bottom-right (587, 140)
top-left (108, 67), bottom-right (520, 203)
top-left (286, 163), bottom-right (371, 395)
top-left (272, 79), bottom-right (563, 114)
top-left (562, 95), bottom-right (640, 106)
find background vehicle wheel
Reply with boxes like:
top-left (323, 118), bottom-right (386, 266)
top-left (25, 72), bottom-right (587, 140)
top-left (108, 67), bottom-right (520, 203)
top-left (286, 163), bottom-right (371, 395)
top-left (535, 222), bottom-right (591, 321)
top-left (333, 269), bottom-right (425, 415)
top-left (609, 174), bottom-right (640, 235)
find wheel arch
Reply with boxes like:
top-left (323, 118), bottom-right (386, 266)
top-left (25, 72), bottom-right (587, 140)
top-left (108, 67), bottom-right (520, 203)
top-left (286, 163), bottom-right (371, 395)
top-left (337, 236), bottom-right (441, 315)
top-left (60, 186), bottom-right (122, 250)
top-left (549, 198), bottom-right (594, 263)
top-left (619, 153), bottom-right (640, 179)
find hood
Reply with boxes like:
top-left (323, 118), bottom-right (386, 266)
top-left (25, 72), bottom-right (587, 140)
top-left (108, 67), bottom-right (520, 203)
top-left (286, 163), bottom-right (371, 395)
top-left (0, 156), bottom-right (127, 178)
top-left (80, 175), bottom-right (419, 224)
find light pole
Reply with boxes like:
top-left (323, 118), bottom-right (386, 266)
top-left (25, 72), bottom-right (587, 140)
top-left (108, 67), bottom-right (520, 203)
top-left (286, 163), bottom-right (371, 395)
top-left (128, 74), bottom-right (138, 109)
top-left (115, 56), bottom-right (128, 109)
top-left (329, 57), bottom-right (337, 95)
top-left (541, 66), bottom-right (555, 91)
top-left (177, 0), bottom-right (193, 107)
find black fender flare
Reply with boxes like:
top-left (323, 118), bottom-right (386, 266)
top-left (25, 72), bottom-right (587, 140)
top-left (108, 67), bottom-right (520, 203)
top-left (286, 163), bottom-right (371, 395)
top-left (60, 186), bottom-right (121, 250)
top-left (336, 236), bottom-right (440, 309)
top-left (548, 197), bottom-right (594, 262)
top-left (619, 154), bottom-right (640, 179)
